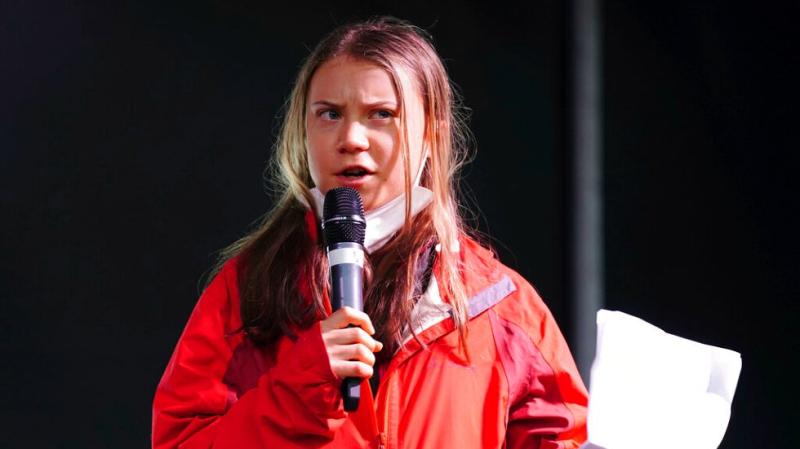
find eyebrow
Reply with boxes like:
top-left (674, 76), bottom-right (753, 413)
top-left (309, 100), bottom-right (399, 109)
top-left (310, 100), bottom-right (340, 109)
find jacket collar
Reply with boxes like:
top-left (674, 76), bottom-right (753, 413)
top-left (388, 273), bottom-right (516, 373)
top-left (304, 209), bottom-right (516, 363)
top-left (389, 237), bottom-right (516, 371)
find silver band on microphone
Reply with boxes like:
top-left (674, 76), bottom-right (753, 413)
top-left (327, 246), bottom-right (365, 267)
top-left (322, 215), bottom-right (366, 228)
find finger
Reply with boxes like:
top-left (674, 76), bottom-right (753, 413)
top-left (322, 327), bottom-right (382, 352)
top-left (323, 327), bottom-right (383, 352)
top-left (330, 343), bottom-right (376, 366)
top-left (320, 307), bottom-right (376, 335)
top-left (330, 360), bottom-right (374, 379)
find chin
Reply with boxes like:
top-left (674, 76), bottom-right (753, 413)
top-left (360, 196), bottom-right (378, 212)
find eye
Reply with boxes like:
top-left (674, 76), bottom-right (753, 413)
top-left (317, 109), bottom-right (341, 120)
top-left (371, 109), bottom-right (395, 120)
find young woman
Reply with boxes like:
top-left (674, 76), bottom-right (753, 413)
top-left (152, 17), bottom-right (588, 449)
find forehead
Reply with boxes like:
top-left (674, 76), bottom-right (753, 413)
top-left (307, 56), bottom-right (419, 105)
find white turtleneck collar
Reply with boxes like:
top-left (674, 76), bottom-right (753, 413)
top-left (309, 186), bottom-right (433, 253)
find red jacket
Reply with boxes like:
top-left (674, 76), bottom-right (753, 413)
top-left (152, 223), bottom-right (588, 449)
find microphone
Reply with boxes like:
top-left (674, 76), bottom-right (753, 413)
top-left (322, 186), bottom-right (366, 412)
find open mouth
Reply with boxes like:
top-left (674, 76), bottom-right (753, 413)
top-left (338, 167), bottom-right (373, 178)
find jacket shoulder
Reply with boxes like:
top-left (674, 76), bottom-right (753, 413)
top-left (494, 263), bottom-right (553, 327)
top-left (459, 236), bottom-right (552, 320)
top-left (186, 256), bottom-right (243, 338)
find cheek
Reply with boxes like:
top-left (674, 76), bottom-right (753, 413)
top-left (305, 126), bottom-right (328, 180)
top-left (306, 143), bottom-right (325, 185)
top-left (375, 140), bottom-right (404, 183)
top-left (306, 152), bottom-right (319, 183)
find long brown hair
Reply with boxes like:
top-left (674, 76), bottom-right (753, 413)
top-left (210, 17), bottom-right (475, 355)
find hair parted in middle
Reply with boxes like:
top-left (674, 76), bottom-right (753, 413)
top-left (215, 16), bottom-right (479, 359)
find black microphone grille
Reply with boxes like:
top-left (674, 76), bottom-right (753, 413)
top-left (322, 187), bottom-right (366, 245)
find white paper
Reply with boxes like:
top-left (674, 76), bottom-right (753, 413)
top-left (579, 310), bottom-right (742, 449)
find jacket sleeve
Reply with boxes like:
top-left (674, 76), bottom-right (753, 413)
top-left (151, 260), bottom-right (346, 449)
top-left (493, 273), bottom-right (589, 449)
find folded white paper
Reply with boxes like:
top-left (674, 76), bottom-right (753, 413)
top-left (579, 310), bottom-right (742, 449)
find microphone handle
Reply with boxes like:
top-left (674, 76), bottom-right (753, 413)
top-left (328, 243), bottom-right (364, 411)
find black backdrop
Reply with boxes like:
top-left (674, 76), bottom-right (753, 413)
top-left (2, 1), bottom-right (796, 448)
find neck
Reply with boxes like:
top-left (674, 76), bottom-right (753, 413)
top-left (308, 186), bottom-right (434, 253)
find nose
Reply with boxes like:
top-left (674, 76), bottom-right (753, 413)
top-left (338, 120), bottom-right (369, 153)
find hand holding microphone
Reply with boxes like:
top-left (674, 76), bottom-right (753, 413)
top-left (320, 308), bottom-right (382, 378)
top-left (319, 187), bottom-right (380, 411)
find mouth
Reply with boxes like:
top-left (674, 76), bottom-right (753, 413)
top-left (336, 166), bottom-right (375, 178)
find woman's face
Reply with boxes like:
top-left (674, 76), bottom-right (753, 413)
top-left (305, 56), bottom-right (427, 212)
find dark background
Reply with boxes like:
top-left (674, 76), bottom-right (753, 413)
top-left (2, 1), bottom-right (796, 447)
